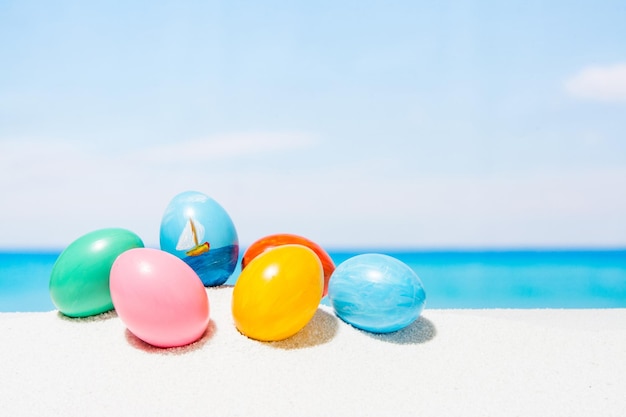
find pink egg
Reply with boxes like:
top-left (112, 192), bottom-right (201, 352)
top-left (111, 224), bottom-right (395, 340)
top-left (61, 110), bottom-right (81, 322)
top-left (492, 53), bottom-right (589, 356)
top-left (110, 248), bottom-right (210, 348)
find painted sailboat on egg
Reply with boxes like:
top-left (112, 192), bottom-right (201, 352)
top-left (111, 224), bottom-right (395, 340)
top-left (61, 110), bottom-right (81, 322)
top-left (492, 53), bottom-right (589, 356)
top-left (176, 218), bottom-right (210, 257)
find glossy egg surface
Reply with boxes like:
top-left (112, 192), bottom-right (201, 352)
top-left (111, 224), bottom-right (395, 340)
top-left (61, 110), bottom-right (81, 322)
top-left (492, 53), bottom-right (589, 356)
top-left (49, 228), bottom-right (144, 317)
top-left (110, 248), bottom-right (210, 348)
top-left (242, 233), bottom-right (335, 296)
top-left (328, 253), bottom-right (426, 333)
top-left (232, 244), bottom-right (323, 342)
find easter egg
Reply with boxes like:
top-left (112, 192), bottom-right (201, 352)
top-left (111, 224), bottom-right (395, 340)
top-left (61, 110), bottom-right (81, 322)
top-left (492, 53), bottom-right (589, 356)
top-left (49, 228), bottom-right (144, 318)
top-left (242, 233), bottom-right (335, 297)
top-left (232, 244), bottom-right (323, 342)
top-left (159, 191), bottom-right (239, 286)
top-left (110, 248), bottom-right (210, 348)
top-left (328, 254), bottom-right (426, 333)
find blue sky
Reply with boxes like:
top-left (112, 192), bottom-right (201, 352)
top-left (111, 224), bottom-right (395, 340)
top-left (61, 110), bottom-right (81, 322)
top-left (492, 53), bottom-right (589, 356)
top-left (1, 0), bottom-right (625, 249)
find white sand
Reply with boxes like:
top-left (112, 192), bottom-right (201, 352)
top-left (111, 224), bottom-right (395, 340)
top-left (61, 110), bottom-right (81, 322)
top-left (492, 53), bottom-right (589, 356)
top-left (1, 286), bottom-right (625, 417)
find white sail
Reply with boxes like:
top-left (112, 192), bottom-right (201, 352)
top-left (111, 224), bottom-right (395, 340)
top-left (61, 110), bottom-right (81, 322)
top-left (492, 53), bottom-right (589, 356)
top-left (176, 219), bottom-right (205, 251)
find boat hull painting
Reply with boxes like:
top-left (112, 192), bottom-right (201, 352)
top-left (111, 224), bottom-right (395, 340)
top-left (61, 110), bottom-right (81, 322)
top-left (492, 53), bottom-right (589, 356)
top-left (183, 245), bottom-right (239, 286)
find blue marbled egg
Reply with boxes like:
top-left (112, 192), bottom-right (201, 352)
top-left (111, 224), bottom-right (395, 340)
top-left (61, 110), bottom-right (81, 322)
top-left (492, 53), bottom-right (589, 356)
top-left (328, 254), bottom-right (426, 333)
top-left (159, 191), bottom-right (239, 286)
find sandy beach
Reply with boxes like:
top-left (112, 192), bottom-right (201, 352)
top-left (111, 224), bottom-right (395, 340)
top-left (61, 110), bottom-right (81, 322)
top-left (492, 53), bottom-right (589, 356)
top-left (1, 286), bottom-right (624, 417)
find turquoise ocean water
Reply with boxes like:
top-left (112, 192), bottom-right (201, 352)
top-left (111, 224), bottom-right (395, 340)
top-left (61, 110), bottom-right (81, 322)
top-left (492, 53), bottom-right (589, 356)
top-left (1, 249), bottom-right (625, 312)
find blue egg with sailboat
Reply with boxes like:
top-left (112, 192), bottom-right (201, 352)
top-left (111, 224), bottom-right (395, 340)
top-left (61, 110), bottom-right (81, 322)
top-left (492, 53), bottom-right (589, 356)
top-left (159, 191), bottom-right (239, 286)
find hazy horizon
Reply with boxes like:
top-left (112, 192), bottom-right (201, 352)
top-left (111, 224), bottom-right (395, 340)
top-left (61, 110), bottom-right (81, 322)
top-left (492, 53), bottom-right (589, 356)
top-left (2, 243), bottom-right (625, 253)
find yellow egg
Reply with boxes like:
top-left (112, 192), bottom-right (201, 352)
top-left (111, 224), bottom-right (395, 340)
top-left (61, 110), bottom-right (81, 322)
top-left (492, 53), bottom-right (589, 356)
top-left (232, 244), bottom-right (323, 341)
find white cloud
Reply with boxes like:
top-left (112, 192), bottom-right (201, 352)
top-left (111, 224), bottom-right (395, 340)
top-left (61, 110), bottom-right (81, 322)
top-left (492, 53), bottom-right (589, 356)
top-left (136, 131), bottom-right (318, 164)
top-left (564, 63), bottom-right (626, 102)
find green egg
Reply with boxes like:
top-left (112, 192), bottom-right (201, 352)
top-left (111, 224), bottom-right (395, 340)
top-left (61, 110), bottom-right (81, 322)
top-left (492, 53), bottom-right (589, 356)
top-left (49, 228), bottom-right (144, 317)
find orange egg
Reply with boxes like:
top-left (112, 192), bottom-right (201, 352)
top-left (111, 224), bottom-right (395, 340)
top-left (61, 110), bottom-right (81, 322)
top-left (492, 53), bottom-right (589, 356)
top-left (232, 244), bottom-right (323, 342)
top-left (241, 233), bottom-right (335, 296)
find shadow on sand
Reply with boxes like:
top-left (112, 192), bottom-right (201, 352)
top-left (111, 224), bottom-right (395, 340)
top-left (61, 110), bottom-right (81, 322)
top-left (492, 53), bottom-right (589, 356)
top-left (264, 308), bottom-right (340, 350)
top-left (360, 315), bottom-right (437, 345)
top-left (124, 319), bottom-right (217, 355)
top-left (56, 309), bottom-right (118, 322)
